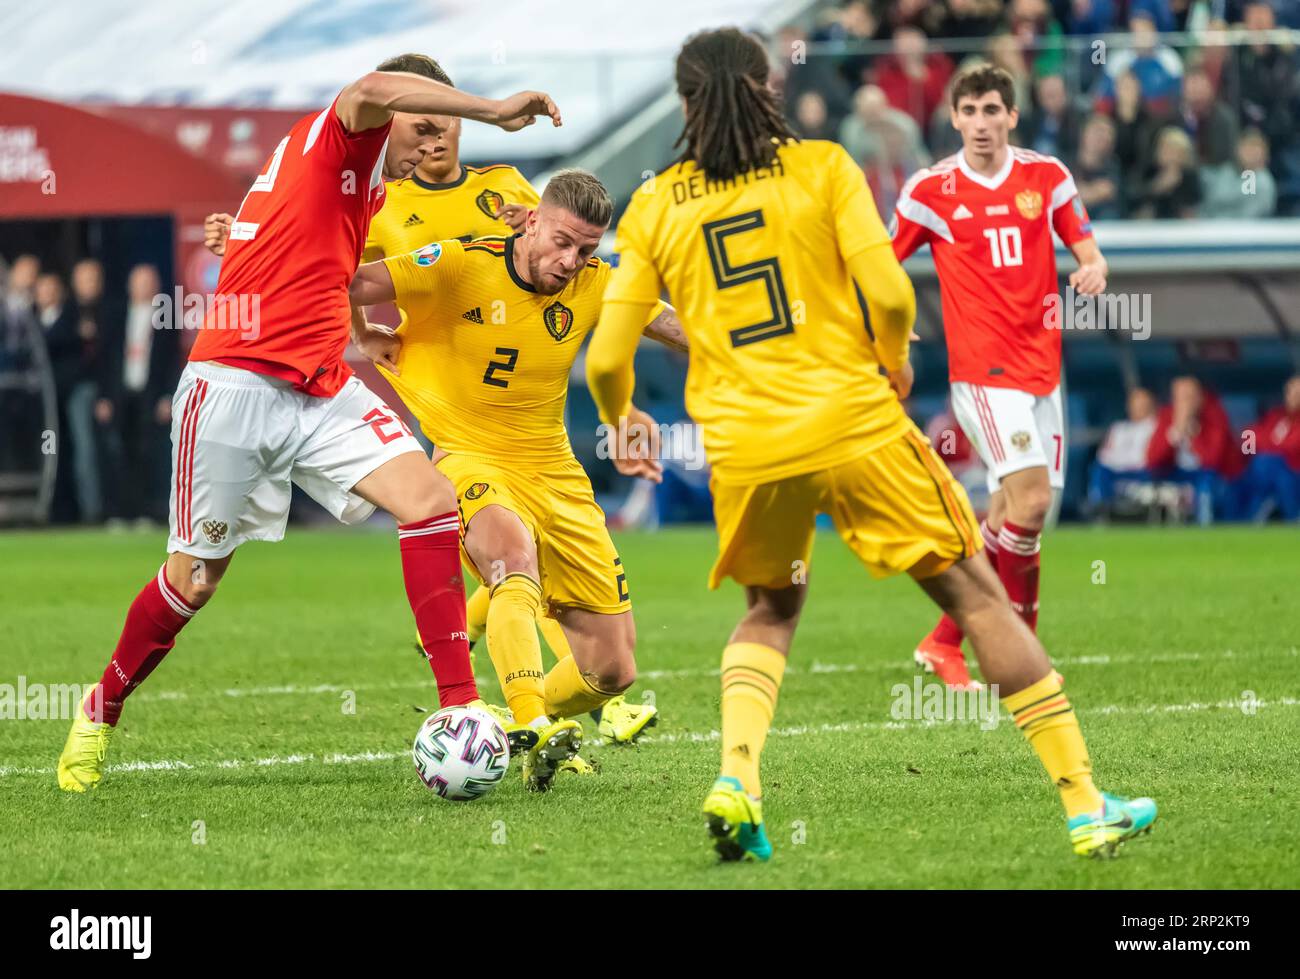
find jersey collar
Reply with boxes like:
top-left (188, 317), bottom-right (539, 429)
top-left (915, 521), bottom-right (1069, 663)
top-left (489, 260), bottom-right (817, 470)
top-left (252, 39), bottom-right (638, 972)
top-left (958, 148), bottom-right (1015, 190)
top-left (411, 165), bottom-right (467, 191)
top-left (504, 235), bottom-right (537, 293)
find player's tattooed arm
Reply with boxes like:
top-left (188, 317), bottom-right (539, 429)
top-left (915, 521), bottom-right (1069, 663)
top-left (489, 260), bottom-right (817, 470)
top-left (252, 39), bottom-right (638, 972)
top-left (203, 213), bottom-right (233, 257)
top-left (349, 303), bottom-right (402, 376)
top-left (1068, 237), bottom-right (1108, 296)
top-left (642, 305), bottom-right (688, 353)
top-left (338, 71), bottom-right (562, 134)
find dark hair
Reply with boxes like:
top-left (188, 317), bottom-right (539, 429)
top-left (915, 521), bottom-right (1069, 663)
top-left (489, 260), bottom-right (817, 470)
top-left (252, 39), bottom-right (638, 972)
top-left (542, 169), bottom-right (614, 227)
top-left (950, 63), bottom-right (1017, 112)
top-left (375, 53), bottom-right (453, 87)
top-left (673, 27), bottom-right (797, 182)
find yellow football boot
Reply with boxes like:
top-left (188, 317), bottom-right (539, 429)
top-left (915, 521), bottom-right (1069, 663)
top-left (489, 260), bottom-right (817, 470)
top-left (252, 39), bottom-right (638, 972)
top-left (702, 776), bottom-right (772, 862)
top-left (596, 694), bottom-right (659, 744)
top-left (522, 718), bottom-right (582, 792)
top-left (57, 690), bottom-right (115, 793)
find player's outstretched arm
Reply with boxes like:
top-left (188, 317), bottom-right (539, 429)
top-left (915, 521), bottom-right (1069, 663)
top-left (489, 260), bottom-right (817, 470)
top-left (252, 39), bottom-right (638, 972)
top-left (642, 305), bottom-right (688, 353)
top-left (588, 300), bottom-right (653, 425)
top-left (349, 261), bottom-right (398, 306)
top-left (1068, 238), bottom-right (1108, 296)
top-left (338, 71), bottom-right (562, 134)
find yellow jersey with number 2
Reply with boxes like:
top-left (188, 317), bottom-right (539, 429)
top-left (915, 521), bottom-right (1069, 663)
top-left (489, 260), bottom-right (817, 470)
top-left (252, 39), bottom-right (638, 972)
top-left (383, 235), bottom-right (661, 467)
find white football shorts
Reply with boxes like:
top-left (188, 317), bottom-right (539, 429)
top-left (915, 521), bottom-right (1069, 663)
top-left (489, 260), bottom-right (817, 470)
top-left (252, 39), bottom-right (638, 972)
top-left (166, 361), bottom-right (424, 558)
top-left (950, 382), bottom-right (1065, 494)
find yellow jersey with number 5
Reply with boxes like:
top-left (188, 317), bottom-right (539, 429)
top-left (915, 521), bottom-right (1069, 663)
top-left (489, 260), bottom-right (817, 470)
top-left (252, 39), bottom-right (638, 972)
top-left (383, 235), bottom-right (661, 467)
top-left (603, 139), bottom-right (909, 485)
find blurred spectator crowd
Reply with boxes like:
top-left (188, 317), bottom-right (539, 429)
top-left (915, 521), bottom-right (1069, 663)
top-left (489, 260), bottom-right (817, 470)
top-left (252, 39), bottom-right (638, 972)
top-left (773, 0), bottom-right (1300, 218)
top-left (1, 254), bottom-right (179, 526)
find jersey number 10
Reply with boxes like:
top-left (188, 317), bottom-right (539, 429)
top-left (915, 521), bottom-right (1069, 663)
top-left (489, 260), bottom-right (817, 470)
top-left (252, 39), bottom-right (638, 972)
top-left (983, 226), bottom-right (1023, 268)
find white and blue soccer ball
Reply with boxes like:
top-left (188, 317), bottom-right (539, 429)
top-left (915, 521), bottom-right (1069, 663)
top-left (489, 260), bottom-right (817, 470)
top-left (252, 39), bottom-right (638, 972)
top-left (412, 705), bottom-right (510, 801)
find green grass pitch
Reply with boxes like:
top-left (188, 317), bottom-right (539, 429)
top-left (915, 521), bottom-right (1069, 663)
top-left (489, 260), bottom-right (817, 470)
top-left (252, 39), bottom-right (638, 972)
top-left (1, 525), bottom-right (1295, 888)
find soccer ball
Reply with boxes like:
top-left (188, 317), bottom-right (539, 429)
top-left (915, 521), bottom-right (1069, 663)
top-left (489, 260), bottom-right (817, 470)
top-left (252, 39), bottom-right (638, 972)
top-left (412, 705), bottom-right (510, 801)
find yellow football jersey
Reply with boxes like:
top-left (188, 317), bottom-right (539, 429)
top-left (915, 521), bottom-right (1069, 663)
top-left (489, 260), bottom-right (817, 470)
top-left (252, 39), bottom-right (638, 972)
top-left (602, 139), bottom-right (911, 485)
top-left (363, 164), bottom-right (540, 262)
top-left (384, 236), bottom-right (661, 466)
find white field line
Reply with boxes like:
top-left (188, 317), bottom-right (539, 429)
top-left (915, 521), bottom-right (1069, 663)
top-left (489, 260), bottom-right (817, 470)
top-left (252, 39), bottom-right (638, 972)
top-left (3, 695), bottom-right (1296, 780)
top-left (117, 646), bottom-right (1295, 705)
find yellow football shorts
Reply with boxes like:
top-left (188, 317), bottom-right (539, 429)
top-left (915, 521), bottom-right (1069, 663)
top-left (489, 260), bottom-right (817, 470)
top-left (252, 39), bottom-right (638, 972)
top-left (437, 453), bottom-right (631, 615)
top-left (709, 427), bottom-right (981, 589)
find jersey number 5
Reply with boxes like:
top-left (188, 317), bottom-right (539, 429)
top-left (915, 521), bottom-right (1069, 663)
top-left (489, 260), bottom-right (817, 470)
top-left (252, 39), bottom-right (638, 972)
top-left (702, 210), bottom-right (794, 348)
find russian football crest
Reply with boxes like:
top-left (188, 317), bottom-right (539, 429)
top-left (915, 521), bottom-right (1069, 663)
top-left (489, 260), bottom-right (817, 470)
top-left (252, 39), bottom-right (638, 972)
top-left (1015, 190), bottom-right (1043, 220)
top-left (1010, 431), bottom-right (1033, 452)
top-left (543, 301), bottom-right (574, 342)
top-left (201, 520), bottom-right (229, 545)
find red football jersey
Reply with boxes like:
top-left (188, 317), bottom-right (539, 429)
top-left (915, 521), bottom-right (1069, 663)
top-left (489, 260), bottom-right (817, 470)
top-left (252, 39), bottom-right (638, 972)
top-left (891, 148), bottom-right (1093, 396)
top-left (189, 95), bottom-right (391, 397)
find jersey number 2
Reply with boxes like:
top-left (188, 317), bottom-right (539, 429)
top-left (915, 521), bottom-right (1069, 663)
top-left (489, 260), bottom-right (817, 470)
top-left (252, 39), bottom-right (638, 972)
top-left (702, 210), bottom-right (794, 348)
top-left (363, 407), bottom-right (413, 445)
top-left (483, 347), bottom-right (519, 388)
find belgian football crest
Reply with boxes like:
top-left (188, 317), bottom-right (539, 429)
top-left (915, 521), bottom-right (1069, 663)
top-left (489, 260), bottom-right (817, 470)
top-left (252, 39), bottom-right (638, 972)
top-left (543, 301), bottom-right (574, 341)
top-left (466, 482), bottom-right (490, 500)
top-left (475, 189), bottom-right (505, 218)
top-left (1015, 190), bottom-right (1043, 220)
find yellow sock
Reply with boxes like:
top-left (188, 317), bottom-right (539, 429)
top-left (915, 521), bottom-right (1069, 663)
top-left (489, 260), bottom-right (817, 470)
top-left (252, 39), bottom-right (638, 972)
top-left (1002, 672), bottom-right (1104, 818)
top-left (720, 642), bottom-right (786, 798)
top-left (465, 581), bottom-right (491, 645)
top-left (537, 613), bottom-right (573, 661)
top-left (486, 574), bottom-right (546, 724)
top-left (544, 655), bottom-right (618, 718)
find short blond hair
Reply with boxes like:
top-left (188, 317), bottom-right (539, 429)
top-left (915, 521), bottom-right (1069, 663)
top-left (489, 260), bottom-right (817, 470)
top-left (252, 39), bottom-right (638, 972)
top-left (542, 169), bottom-right (613, 227)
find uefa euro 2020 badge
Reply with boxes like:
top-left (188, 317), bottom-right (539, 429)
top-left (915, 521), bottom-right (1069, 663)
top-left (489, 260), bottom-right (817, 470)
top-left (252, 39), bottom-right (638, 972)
top-left (414, 243), bottom-right (443, 267)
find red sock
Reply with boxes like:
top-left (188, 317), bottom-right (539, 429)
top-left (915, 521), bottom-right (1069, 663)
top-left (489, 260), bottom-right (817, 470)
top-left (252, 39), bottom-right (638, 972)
top-left (399, 512), bottom-right (478, 707)
top-left (980, 519), bottom-right (1000, 574)
top-left (996, 520), bottom-right (1041, 632)
top-left (929, 520), bottom-right (1000, 646)
top-left (91, 565), bottom-right (197, 725)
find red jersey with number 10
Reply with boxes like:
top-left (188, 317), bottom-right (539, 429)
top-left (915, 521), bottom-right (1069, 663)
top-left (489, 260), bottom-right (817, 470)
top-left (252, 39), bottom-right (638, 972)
top-left (189, 95), bottom-right (391, 397)
top-left (891, 148), bottom-right (1093, 396)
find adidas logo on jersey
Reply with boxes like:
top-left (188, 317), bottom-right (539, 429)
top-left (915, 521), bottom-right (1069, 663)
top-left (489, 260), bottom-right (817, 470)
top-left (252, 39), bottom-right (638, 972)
top-left (462, 307), bottom-right (484, 324)
top-left (952, 204), bottom-right (973, 220)
top-left (403, 213), bottom-right (424, 227)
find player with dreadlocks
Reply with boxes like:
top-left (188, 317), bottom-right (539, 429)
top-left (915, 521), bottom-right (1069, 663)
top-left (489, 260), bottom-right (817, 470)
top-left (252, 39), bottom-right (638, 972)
top-left (587, 27), bottom-right (1157, 862)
